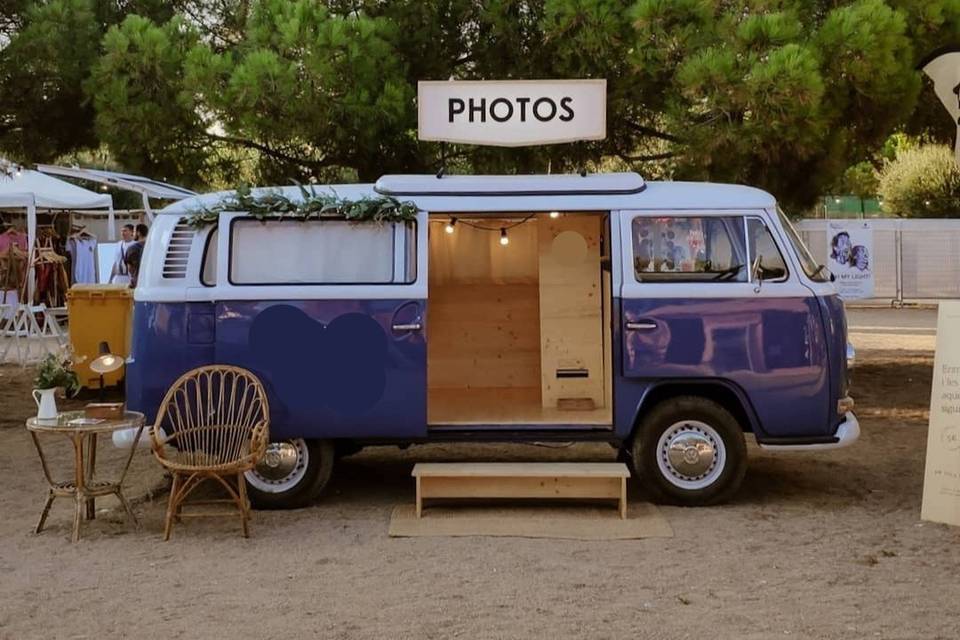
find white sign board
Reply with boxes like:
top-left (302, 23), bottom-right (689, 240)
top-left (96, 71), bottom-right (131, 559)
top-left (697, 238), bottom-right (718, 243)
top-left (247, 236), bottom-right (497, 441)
top-left (826, 220), bottom-right (874, 299)
top-left (921, 49), bottom-right (960, 165)
top-left (418, 79), bottom-right (606, 147)
top-left (98, 242), bottom-right (120, 284)
top-left (922, 301), bottom-right (960, 527)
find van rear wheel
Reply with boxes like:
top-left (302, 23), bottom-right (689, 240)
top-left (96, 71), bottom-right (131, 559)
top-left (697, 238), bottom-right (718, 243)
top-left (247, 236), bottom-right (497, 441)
top-left (245, 438), bottom-right (334, 509)
top-left (629, 396), bottom-right (746, 506)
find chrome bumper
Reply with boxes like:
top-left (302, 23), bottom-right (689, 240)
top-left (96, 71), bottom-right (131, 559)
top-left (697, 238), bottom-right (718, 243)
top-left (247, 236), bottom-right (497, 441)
top-left (757, 412), bottom-right (860, 452)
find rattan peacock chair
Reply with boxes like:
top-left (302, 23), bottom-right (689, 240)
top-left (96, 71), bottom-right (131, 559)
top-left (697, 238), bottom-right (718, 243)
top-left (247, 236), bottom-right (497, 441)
top-left (150, 365), bottom-right (270, 540)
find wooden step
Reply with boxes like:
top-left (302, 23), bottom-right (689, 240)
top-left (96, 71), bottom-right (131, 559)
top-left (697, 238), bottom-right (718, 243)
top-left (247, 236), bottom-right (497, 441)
top-left (411, 462), bottom-right (630, 519)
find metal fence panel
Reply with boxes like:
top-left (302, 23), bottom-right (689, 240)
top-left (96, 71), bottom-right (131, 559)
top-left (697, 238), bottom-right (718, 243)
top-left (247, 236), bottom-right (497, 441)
top-left (797, 219), bottom-right (960, 302)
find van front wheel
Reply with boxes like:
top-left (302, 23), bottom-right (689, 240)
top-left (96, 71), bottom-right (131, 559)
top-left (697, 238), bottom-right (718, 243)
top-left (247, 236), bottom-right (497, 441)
top-left (630, 396), bottom-right (746, 506)
top-left (245, 438), bottom-right (334, 509)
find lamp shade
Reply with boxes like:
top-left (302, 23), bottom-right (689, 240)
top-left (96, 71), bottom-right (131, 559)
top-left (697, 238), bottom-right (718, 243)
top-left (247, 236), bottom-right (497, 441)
top-left (90, 341), bottom-right (123, 375)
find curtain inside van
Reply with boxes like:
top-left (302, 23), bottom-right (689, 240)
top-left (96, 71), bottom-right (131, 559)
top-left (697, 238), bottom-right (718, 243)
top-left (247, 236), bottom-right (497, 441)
top-left (230, 219), bottom-right (396, 284)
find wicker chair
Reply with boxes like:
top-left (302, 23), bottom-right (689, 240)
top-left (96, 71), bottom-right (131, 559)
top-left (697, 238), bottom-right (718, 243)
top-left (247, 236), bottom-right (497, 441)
top-left (150, 365), bottom-right (270, 540)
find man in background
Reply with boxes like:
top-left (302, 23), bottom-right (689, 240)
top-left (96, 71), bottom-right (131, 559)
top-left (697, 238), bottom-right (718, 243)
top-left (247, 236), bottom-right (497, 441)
top-left (124, 223), bottom-right (149, 288)
top-left (109, 223), bottom-right (137, 284)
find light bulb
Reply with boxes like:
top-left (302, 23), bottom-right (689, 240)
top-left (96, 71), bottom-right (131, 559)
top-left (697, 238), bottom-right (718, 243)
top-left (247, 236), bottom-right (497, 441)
top-left (549, 211), bottom-right (560, 219)
top-left (445, 218), bottom-right (457, 234)
top-left (500, 228), bottom-right (509, 246)
top-left (15, 167), bottom-right (21, 177)
top-left (833, 198), bottom-right (841, 204)
top-left (102, 355), bottom-right (117, 367)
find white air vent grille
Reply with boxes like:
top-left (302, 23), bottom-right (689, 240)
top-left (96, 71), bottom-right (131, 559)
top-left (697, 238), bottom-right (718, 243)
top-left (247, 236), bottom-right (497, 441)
top-left (162, 224), bottom-right (194, 279)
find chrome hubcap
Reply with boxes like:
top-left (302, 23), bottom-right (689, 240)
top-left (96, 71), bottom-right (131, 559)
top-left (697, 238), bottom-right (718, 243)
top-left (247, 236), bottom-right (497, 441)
top-left (258, 442), bottom-right (300, 480)
top-left (245, 439), bottom-right (309, 493)
top-left (656, 421), bottom-right (726, 490)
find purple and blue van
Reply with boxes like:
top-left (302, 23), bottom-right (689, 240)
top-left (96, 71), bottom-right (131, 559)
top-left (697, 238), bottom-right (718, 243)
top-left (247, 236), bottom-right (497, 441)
top-left (126, 173), bottom-right (857, 508)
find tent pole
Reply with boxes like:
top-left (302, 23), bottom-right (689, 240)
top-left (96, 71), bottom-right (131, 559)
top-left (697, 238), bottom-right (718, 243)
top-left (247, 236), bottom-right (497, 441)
top-left (141, 192), bottom-right (154, 223)
top-left (107, 199), bottom-right (116, 241)
top-left (26, 200), bottom-right (36, 304)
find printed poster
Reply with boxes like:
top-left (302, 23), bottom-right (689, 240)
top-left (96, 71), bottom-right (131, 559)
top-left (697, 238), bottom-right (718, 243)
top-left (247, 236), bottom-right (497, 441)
top-left (827, 221), bottom-right (874, 299)
top-left (922, 301), bottom-right (960, 527)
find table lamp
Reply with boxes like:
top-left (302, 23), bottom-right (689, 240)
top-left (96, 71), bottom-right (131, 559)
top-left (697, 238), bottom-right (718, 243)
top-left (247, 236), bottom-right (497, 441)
top-left (90, 341), bottom-right (123, 401)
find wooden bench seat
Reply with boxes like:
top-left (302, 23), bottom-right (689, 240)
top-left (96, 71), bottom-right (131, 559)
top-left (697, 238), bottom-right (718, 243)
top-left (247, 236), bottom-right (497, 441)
top-left (411, 462), bottom-right (630, 519)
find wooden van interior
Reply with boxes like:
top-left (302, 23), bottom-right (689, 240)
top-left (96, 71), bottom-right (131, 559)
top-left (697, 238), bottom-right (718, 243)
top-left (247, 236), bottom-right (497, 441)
top-left (427, 212), bottom-right (613, 427)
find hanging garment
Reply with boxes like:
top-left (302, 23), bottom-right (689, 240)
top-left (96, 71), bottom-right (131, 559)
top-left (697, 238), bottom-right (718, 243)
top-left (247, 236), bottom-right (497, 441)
top-left (0, 230), bottom-right (28, 253)
top-left (32, 260), bottom-right (69, 307)
top-left (0, 246), bottom-right (27, 293)
top-left (67, 236), bottom-right (98, 284)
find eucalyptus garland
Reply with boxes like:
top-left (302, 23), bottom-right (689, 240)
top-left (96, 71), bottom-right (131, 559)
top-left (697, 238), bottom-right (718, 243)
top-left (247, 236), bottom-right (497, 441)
top-left (180, 183), bottom-right (418, 229)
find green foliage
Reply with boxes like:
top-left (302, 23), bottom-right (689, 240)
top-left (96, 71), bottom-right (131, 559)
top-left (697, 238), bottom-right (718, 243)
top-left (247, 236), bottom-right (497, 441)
top-left (181, 184), bottom-right (418, 228)
top-left (34, 353), bottom-right (80, 395)
top-left (0, 0), bottom-right (175, 163)
top-left (839, 162), bottom-right (881, 201)
top-left (88, 15), bottom-right (209, 186)
top-left (4, 1), bottom-right (960, 208)
top-left (877, 145), bottom-right (960, 218)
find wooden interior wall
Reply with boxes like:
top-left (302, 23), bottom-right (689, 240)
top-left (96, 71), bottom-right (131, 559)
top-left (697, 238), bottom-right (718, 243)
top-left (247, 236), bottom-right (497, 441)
top-left (427, 217), bottom-right (541, 390)
top-left (537, 214), bottom-right (605, 409)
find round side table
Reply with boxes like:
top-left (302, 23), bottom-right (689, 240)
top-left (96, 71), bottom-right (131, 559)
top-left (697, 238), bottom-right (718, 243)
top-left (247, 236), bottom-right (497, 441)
top-left (26, 410), bottom-right (146, 542)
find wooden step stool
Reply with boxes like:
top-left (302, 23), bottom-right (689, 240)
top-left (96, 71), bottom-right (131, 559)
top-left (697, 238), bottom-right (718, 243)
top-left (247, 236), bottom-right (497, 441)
top-left (411, 462), bottom-right (630, 519)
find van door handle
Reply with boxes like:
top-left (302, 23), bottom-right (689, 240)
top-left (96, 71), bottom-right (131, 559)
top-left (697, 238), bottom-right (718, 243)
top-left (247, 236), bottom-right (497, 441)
top-left (392, 322), bottom-right (422, 332)
top-left (625, 321), bottom-right (657, 331)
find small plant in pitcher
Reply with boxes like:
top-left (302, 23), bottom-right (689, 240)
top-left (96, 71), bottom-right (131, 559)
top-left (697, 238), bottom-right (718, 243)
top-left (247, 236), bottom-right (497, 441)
top-left (33, 353), bottom-right (79, 420)
top-left (34, 353), bottom-right (80, 394)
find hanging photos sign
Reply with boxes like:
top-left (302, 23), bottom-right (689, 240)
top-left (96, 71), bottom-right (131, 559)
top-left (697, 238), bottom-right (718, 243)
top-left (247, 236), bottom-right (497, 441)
top-left (826, 220), bottom-right (874, 299)
top-left (417, 79), bottom-right (607, 147)
top-left (922, 301), bottom-right (960, 527)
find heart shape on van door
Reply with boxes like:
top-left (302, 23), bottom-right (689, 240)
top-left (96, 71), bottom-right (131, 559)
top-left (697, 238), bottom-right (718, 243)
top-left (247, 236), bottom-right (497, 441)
top-left (248, 304), bottom-right (388, 416)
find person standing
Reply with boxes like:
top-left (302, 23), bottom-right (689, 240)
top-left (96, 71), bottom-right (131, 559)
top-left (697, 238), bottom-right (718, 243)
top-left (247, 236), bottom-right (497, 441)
top-left (124, 223), bottom-right (149, 288)
top-left (110, 224), bottom-right (137, 285)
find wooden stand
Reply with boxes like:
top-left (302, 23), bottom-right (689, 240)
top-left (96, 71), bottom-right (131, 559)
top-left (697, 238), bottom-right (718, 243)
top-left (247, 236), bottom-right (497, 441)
top-left (412, 462), bottom-right (630, 519)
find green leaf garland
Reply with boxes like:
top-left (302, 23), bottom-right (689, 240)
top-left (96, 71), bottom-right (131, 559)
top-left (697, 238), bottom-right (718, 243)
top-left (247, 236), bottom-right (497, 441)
top-left (180, 183), bottom-right (418, 229)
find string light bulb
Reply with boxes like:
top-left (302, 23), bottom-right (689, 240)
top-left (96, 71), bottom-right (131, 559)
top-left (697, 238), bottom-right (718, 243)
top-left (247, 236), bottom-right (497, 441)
top-left (14, 166), bottom-right (22, 177)
top-left (445, 217), bottom-right (457, 234)
top-left (500, 228), bottom-right (509, 246)
top-left (549, 211), bottom-right (560, 219)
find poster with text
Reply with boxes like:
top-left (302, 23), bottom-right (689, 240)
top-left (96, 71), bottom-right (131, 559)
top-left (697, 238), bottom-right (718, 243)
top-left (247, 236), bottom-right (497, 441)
top-left (922, 301), bottom-right (960, 527)
top-left (827, 221), bottom-right (874, 299)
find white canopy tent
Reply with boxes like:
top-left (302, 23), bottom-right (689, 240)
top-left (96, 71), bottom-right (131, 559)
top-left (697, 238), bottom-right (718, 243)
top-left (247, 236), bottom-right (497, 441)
top-left (0, 168), bottom-right (114, 301)
top-left (36, 164), bottom-right (196, 221)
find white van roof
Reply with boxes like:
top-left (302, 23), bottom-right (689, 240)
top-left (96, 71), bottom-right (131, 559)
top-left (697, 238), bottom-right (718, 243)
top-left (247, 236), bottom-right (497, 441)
top-left (375, 172), bottom-right (646, 196)
top-left (159, 173), bottom-right (776, 215)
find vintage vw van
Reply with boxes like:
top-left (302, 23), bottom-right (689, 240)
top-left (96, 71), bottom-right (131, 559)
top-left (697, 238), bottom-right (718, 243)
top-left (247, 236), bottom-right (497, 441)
top-left (127, 173), bottom-right (857, 508)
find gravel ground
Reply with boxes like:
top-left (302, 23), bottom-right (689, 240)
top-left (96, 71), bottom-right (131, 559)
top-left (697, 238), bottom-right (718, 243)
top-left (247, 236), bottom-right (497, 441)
top-left (0, 308), bottom-right (957, 640)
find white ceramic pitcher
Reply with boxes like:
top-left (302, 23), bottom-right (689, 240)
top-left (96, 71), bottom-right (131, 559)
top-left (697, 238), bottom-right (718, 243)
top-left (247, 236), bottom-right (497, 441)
top-left (32, 388), bottom-right (58, 420)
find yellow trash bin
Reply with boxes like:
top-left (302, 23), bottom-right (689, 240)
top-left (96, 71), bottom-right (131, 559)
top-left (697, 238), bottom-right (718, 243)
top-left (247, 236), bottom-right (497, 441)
top-left (66, 284), bottom-right (133, 389)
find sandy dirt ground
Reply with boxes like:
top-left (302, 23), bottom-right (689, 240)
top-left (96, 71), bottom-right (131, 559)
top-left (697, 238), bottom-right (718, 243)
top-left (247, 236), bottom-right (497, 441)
top-left (1, 308), bottom-right (958, 640)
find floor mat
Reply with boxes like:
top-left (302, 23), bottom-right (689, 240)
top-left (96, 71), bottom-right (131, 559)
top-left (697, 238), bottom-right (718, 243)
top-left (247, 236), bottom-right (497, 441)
top-left (388, 502), bottom-right (673, 540)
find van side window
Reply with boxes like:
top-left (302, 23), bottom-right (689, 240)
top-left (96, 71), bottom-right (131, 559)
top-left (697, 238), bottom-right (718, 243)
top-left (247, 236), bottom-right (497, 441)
top-left (632, 216), bottom-right (746, 283)
top-left (229, 219), bottom-right (415, 285)
top-left (746, 218), bottom-right (788, 281)
top-left (201, 228), bottom-right (217, 286)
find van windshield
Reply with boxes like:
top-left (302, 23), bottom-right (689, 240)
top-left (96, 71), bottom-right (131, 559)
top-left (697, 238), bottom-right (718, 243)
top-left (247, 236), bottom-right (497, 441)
top-left (776, 206), bottom-right (829, 282)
